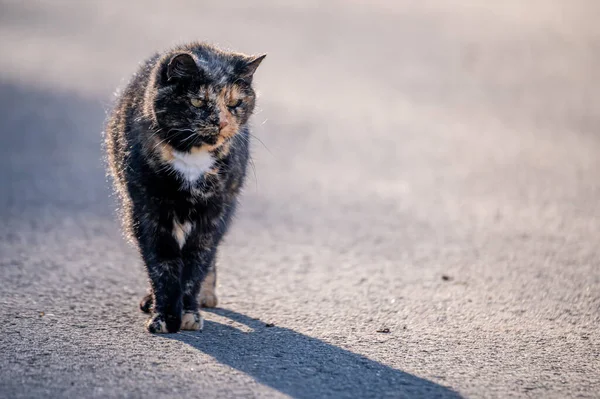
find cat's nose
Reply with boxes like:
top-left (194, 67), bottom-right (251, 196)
top-left (219, 119), bottom-right (229, 130)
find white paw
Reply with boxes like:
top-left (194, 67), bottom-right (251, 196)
top-left (181, 311), bottom-right (204, 331)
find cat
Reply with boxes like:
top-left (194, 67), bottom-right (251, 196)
top-left (105, 42), bottom-right (265, 333)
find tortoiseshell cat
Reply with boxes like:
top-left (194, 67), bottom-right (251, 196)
top-left (105, 42), bottom-right (265, 333)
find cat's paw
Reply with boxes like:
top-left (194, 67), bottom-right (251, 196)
top-left (181, 310), bottom-right (203, 331)
top-left (146, 314), bottom-right (168, 334)
top-left (199, 291), bottom-right (218, 308)
top-left (140, 293), bottom-right (153, 314)
top-left (146, 313), bottom-right (181, 334)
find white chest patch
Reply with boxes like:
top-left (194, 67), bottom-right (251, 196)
top-left (171, 150), bottom-right (215, 183)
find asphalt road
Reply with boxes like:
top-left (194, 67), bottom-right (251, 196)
top-left (1, 1), bottom-right (599, 398)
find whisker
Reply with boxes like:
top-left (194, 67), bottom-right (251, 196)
top-left (248, 133), bottom-right (272, 156)
top-left (179, 133), bottom-right (199, 144)
top-left (248, 155), bottom-right (258, 191)
top-left (167, 128), bottom-right (196, 135)
top-left (232, 134), bottom-right (259, 191)
top-left (151, 136), bottom-right (170, 151)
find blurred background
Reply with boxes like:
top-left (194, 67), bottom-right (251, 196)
top-left (1, 1), bottom-right (599, 398)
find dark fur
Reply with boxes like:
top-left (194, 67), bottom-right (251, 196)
top-left (105, 42), bottom-right (265, 333)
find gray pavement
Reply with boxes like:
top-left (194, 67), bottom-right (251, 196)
top-left (0, 1), bottom-right (599, 398)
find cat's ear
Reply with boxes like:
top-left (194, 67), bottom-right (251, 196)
top-left (167, 53), bottom-right (200, 81)
top-left (239, 54), bottom-right (267, 79)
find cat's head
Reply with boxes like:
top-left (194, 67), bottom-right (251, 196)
top-left (145, 45), bottom-right (265, 152)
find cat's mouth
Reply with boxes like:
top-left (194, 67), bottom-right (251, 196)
top-left (193, 126), bottom-right (238, 150)
top-left (190, 133), bottom-right (230, 152)
top-left (198, 131), bottom-right (220, 145)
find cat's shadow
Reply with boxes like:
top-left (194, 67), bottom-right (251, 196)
top-left (168, 308), bottom-right (461, 398)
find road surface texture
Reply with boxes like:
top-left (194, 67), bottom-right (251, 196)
top-left (0, 1), bottom-right (599, 398)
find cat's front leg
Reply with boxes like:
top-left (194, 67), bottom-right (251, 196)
top-left (179, 245), bottom-right (218, 330)
top-left (146, 258), bottom-right (184, 334)
top-left (137, 224), bottom-right (185, 334)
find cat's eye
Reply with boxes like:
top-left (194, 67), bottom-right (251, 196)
top-left (190, 98), bottom-right (205, 108)
top-left (228, 99), bottom-right (243, 109)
